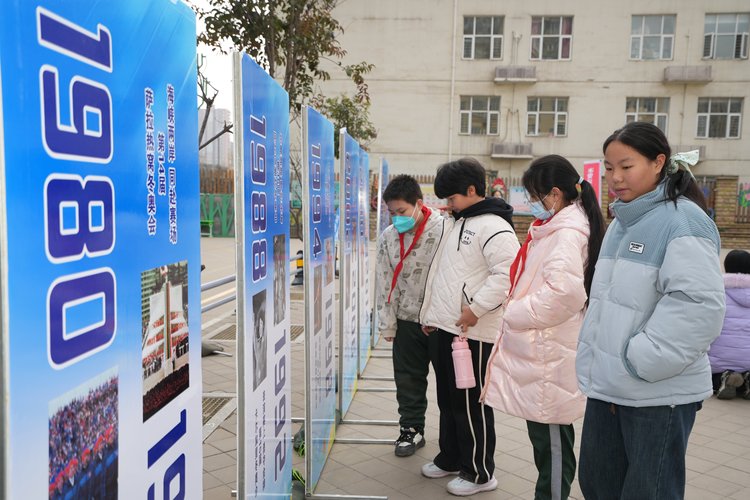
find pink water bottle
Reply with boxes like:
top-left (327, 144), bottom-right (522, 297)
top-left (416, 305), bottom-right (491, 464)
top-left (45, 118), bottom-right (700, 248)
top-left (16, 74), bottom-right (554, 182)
top-left (452, 337), bottom-right (476, 389)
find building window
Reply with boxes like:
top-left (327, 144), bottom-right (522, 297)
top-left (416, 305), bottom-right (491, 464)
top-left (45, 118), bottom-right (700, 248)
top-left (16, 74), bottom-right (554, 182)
top-left (527, 97), bottom-right (568, 136)
top-left (530, 16), bottom-right (573, 60)
top-left (625, 98), bottom-right (670, 133)
top-left (703, 13), bottom-right (749, 59)
top-left (463, 16), bottom-right (504, 59)
top-left (630, 15), bottom-right (676, 60)
top-left (460, 96), bottom-right (500, 135)
top-left (697, 98), bottom-right (742, 138)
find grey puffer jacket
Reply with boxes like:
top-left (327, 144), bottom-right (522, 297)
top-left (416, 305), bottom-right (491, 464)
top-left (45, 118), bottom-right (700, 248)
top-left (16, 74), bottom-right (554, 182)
top-left (576, 183), bottom-right (726, 407)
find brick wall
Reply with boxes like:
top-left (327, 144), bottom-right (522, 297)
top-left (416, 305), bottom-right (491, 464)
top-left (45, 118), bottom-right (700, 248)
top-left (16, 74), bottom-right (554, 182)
top-left (714, 176), bottom-right (749, 250)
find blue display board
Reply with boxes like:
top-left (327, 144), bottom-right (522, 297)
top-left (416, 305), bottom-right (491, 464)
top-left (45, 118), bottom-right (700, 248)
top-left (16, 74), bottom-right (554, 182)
top-left (302, 106), bottom-right (336, 494)
top-left (357, 150), bottom-right (372, 374)
top-left (0, 1), bottom-right (201, 498)
top-left (234, 53), bottom-right (291, 499)
top-left (371, 157), bottom-right (390, 347)
top-left (378, 159), bottom-right (391, 235)
top-left (338, 129), bottom-right (360, 417)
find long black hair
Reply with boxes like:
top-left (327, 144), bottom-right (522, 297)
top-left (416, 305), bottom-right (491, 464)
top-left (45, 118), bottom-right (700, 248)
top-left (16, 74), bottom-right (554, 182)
top-left (603, 122), bottom-right (708, 212)
top-left (522, 155), bottom-right (605, 298)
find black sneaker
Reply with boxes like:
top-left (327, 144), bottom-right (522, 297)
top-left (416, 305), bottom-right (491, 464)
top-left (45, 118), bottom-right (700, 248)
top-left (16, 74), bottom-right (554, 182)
top-left (741, 372), bottom-right (750, 400)
top-left (394, 427), bottom-right (424, 457)
top-left (716, 370), bottom-right (744, 400)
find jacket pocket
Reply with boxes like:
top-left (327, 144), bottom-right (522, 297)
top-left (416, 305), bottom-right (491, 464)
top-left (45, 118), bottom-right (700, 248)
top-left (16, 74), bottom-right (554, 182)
top-left (621, 321), bottom-right (648, 381)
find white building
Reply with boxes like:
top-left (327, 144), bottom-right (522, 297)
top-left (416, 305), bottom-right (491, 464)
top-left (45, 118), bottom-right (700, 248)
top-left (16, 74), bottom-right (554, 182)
top-left (198, 107), bottom-right (233, 169)
top-left (317, 0), bottom-right (750, 181)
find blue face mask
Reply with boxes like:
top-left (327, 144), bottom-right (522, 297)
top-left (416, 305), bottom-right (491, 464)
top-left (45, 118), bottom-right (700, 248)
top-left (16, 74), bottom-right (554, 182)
top-left (392, 205), bottom-right (419, 233)
top-left (527, 194), bottom-right (556, 221)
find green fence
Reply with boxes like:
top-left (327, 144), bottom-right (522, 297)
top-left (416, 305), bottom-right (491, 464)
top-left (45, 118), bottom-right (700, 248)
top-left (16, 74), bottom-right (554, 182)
top-left (200, 193), bottom-right (234, 237)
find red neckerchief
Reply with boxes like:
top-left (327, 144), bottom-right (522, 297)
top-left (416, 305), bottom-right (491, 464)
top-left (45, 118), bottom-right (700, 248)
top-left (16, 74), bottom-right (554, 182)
top-left (387, 205), bottom-right (432, 303)
top-left (507, 218), bottom-right (545, 298)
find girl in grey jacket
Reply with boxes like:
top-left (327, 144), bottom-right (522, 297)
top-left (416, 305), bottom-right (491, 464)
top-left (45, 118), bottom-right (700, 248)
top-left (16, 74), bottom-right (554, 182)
top-left (576, 122), bottom-right (726, 500)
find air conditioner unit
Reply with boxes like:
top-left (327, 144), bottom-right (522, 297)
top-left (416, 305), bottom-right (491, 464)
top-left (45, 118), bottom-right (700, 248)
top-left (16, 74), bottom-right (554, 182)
top-left (663, 66), bottom-right (712, 84)
top-left (491, 143), bottom-right (533, 159)
top-left (494, 66), bottom-right (537, 83)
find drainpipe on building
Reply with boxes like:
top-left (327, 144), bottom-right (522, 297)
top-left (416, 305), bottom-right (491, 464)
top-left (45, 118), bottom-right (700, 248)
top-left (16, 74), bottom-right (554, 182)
top-left (678, 32), bottom-right (691, 146)
top-left (447, 0), bottom-right (458, 160)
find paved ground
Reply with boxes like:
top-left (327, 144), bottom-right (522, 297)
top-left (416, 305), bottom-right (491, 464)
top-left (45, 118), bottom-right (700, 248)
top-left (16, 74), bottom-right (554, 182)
top-left (199, 236), bottom-right (750, 499)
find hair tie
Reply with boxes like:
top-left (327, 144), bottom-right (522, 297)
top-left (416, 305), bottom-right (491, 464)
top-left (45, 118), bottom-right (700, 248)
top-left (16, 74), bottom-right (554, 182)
top-left (667, 150), bottom-right (699, 178)
top-left (575, 176), bottom-right (584, 193)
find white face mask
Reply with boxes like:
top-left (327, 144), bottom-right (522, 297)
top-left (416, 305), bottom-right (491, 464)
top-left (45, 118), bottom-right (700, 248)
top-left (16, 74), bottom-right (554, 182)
top-left (526, 192), bottom-right (556, 220)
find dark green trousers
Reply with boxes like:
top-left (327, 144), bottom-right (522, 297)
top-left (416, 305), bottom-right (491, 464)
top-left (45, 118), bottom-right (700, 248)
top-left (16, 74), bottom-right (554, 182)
top-left (527, 420), bottom-right (576, 500)
top-left (392, 319), bottom-right (431, 430)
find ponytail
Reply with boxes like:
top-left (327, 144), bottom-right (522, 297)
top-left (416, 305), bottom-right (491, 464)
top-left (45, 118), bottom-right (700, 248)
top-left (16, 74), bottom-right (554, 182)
top-left (665, 170), bottom-right (709, 213)
top-left (578, 180), bottom-right (605, 299)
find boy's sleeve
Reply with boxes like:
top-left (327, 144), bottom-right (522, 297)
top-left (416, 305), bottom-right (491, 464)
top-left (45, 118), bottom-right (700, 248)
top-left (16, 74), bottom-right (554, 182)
top-left (375, 233), bottom-right (398, 337)
top-left (469, 224), bottom-right (519, 317)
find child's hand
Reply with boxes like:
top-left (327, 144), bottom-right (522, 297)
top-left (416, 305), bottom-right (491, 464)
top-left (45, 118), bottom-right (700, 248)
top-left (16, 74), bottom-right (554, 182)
top-left (455, 305), bottom-right (478, 336)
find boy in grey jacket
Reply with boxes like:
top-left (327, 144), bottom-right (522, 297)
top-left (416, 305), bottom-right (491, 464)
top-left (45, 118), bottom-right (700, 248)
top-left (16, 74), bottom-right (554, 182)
top-left (375, 175), bottom-right (450, 456)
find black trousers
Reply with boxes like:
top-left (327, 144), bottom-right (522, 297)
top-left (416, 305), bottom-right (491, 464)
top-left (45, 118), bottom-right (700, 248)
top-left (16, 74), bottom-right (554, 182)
top-left (429, 329), bottom-right (495, 484)
top-left (392, 319), bottom-right (431, 430)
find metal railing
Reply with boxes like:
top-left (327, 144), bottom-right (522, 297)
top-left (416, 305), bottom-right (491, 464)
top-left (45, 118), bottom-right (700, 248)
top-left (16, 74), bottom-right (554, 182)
top-left (201, 274), bottom-right (236, 313)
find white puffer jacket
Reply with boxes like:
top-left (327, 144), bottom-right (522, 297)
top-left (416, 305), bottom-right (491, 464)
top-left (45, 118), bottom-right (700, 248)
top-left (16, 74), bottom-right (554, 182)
top-left (420, 198), bottom-right (520, 343)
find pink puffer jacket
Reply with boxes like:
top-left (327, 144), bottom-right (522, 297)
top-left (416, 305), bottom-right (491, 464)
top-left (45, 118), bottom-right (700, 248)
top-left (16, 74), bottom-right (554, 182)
top-left (480, 202), bottom-right (589, 425)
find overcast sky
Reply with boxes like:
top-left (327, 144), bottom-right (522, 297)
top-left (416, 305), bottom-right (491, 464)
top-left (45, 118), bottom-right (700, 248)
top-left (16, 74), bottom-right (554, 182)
top-left (187, 0), bottom-right (235, 112)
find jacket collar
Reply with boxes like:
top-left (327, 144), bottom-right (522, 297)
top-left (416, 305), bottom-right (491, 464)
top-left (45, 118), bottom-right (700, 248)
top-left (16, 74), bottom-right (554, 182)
top-left (530, 202), bottom-right (590, 240)
top-left (610, 182), bottom-right (667, 227)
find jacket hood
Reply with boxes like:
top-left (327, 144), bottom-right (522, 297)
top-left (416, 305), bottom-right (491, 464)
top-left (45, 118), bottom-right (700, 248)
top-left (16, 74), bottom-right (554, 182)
top-left (453, 198), bottom-right (514, 229)
top-left (725, 273), bottom-right (750, 308)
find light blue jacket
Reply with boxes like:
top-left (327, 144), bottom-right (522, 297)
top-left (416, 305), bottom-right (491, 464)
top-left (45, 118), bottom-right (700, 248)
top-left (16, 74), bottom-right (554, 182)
top-left (576, 184), bottom-right (726, 407)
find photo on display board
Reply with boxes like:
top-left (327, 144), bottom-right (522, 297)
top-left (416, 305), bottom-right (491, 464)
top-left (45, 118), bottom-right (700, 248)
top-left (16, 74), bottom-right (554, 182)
top-left (48, 369), bottom-right (118, 500)
top-left (325, 237), bottom-right (334, 285)
top-left (141, 261), bottom-right (190, 422)
top-left (273, 234), bottom-right (287, 325)
top-left (314, 264), bottom-right (322, 335)
top-left (253, 289), bottom-right (268, 390)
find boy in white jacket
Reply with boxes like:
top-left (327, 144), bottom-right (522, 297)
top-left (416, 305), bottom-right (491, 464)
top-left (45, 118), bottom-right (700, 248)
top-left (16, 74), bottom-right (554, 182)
top-left (420, 158), bottom-right (519, 496)
top-left (375, 175), bottom-right (451, 456)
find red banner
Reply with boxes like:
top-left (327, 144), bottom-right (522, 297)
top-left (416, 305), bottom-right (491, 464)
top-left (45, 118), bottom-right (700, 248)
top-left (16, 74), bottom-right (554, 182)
top-left (583, 160), bottom-right (602, 205)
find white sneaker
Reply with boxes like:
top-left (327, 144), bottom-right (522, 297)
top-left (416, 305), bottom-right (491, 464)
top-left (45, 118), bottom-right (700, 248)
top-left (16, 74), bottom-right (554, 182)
top-left (446, 476), bottom-right (498, 496)
top-left (421, 462), bottom-right (460, 479)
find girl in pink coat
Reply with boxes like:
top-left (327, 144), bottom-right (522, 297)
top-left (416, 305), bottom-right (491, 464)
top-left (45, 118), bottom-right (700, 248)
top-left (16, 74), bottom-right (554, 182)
top-left (481, 155), bottom-right (605, 500)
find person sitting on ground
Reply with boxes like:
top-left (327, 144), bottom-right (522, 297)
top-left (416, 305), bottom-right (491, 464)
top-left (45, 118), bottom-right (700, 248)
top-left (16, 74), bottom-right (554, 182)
top-left (375, 174), bottom-right (452, 457)
top-left (709, 249), bottom-right (750, 399)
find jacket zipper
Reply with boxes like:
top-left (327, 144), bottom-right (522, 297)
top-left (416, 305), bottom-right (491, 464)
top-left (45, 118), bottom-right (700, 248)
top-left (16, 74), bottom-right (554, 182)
top-left (418, 217), bottom-right (447, 323)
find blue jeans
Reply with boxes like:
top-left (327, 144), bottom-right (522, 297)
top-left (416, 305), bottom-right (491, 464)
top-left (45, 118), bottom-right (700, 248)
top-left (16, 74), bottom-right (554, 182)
top-left (578, 398), bottom-right (699, 500)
